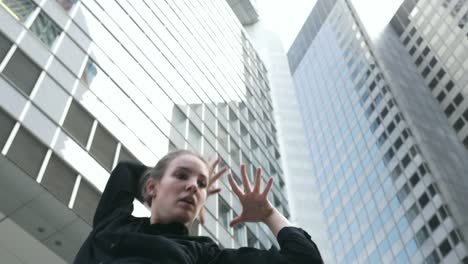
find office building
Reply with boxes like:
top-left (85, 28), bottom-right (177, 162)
top-left (0, 0), bottom-right (288, 262)
top-left (244, 18), bottom-right (333, 263)
top-left (288, 0), bottom-right (468, 262)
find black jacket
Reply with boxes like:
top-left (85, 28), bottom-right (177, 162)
top-left (74, 162), bottom-right (323, 263)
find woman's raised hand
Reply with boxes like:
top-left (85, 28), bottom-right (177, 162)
top-left (228, 164), bottom-right (274, 227)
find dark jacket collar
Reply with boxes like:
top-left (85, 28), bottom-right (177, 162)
top-left (143, 219), bottom-right (189, 236)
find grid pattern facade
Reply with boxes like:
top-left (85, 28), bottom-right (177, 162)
top-left (390, 0), bottom-right (468, 151)
top-left (288, 0), bottom-right (468, 263)
top-left (0, 0), bottom-right (287, 261)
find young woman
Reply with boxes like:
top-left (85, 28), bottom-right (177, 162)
top-left (74, 149), bottom-right (323, 263)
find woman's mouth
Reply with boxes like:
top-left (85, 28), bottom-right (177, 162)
top-left (179, 197), bottom-right (195, 207)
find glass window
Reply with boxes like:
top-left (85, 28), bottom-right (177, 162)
top-left (444, 104), bottom-right (455, 117)
top-left (439, 239), bottom-right (452, 257)
top-left (233, 214), bottom-right (245, 246)
top-left (63, 100), bottom-right (94, 147)
top-left (2, 48), bottom-right (41, 95)
top-left (218, 196), bottom-right (230, 229)
top-left (415, 225), bottom-right (429, 246)
top-left (41, 153), bottom-right (77, 204)
top-left (463, 109), bottom-right (468, 121)
top-left (445, 80), bottom-right (454, 91)
top-left (397, 183), bottom-right (410, 202)
top-left (0, 107), bottom-right (16, 148)
top-left (0, 31), bottom-right (12, 61)
top-left (409, 172), bottom-right (420, 187)
top-left (73, 178), bottom-right (100, 225)
top-left (428, 78), bottom-right (438, 90)
top-left (118, 146), bottom-right (140, 164)
top-left (449, 229), bottom-right (461, 245)
top-left (418, 192), bottom-right (430, 209)
top-left (247, 228), bottom-right (257, 248)
top-left (436, 91), bottom-right (446, 102)
top-left (90, 124), bottom-right (118, 171)
top-left (30, 11), bottom-right (62, 47)
top-left (0, 0), bottom-right (36, 22)
top-left (406, 203), bottom-right (419, 222)
top-left (438, 205), bottom-right (449, 220)
top-left (428, 214), bottom-right (440, 231)
top-left (217, 123), bottom-right (228, 151)
top-left (454, 93), bottom-right (464, 106)
top-left (188, 122), bottom-right (201, 153)
top-left (7, 126), bottom-right (47, 178)
top-left (80, 58), bottom-right (98, 86)
top-left (454, 118), bottom-right (465, 132)
top-left (402, 154), bottom-right (411, 168)
top-left (425, 250), bottom-right (440, 264)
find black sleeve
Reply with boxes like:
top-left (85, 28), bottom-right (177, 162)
top-left (92, 162), bottom-right (148, 228)
top-left (207, 227), bottom-right (323, 264)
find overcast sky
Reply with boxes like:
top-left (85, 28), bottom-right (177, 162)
top-left (255, 0), bottom-right (317, 50)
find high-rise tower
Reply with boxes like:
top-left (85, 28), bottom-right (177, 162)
top-left (0, 0), bottom-right (288, 262)
top-left (288, 0), bottom-right (468, 262)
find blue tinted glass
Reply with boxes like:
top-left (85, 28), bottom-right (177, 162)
top-left (398, 216), bottom-right (409, 233)
top-left (378, 238), bottom-right (390, 255)
top-left (406, 239), bottom-right (417, 257)
top-left (381, 206), bottom-right (392, 224)
top-left (396, 249), bottom-right (409, 264)
top-left (367, 249), bottom-right (380, 263)
top-left (388, 226), bottom-right (399, 245)
top-left (363, 228), bottom-right (373, 243)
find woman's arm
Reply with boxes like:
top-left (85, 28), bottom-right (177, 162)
top-left (225, 164), bottom-right (323, 263)
top-left (93, 162), bottom-right (147, 227)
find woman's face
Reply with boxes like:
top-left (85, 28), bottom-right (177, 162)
top-left (150, 154), bottom-right (209, 224)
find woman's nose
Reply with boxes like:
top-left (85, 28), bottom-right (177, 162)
top-left (186, 180), bottom-right (198, 193)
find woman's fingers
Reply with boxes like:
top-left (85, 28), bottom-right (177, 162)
top-left (240, 164), bottom-right (252, 193)
top-left (230, 215), bottom-right (244, 227)
top-left (208, 187), bottom-right (222, 195)
top-left (209, 156), bottom-right (220, 176)
top-left (228, 174), bottom-right (243, 197)
top-left (211, 166), bottom-right (227, 185)
top-left (261, 176), bottom-right (274, 198)
top-left (253, 168), bottom-right (262, 193)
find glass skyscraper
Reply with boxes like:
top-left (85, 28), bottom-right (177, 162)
top-left (288, 0), bottom-right (468, 263)
top-left (0, 0), bottom-right (288, 262)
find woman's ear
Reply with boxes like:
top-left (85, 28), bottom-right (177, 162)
top-left (144, 178), bottom-right (158, 199)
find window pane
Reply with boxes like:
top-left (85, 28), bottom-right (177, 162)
top-left (30, 11), bottom-right (61, 47)
top-left (63, 100), bottom-right (94, 147)
top-left (0, 107), bottom-right (16, 148)
top-left (0, 31), bottom-right (12, 61)
top-left (218, 197), bottom-right (230, 229)
top-left (7, 126), bottom-right (47, 178)
top-left (41, 153), bottom-right (77, 204)
top-left (80, 58), bottom-right (97, 85)
top-left (73, 178), bottom-right (100, 225)
top-left (247, 228), bottom-right (257, 248)
top-left (1, 0), bottom-right (36, 22)
top-left (2, 49), bottom-right (41, 95)
top-left (89, 124), bottom-right (118, 171)
top-left (187, 122), bottom-right (201, 153)
top-left (118, 146), bottom-right (140, 164)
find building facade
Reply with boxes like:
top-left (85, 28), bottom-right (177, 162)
top-left (244, 19), bottom-right (333, 263)
top-left (0, 0), bottom-right (289, 262)
top-left (288, 0), bottom-right (468, 263)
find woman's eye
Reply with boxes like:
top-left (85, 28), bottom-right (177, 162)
top-left (176, 173), bottom-right (188, 180)
top-left (198, 180), bottom-right (207, 188)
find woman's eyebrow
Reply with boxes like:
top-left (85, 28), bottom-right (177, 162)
top-left (176, 166), bottom-right (208, 180)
